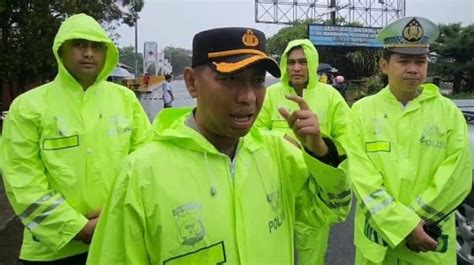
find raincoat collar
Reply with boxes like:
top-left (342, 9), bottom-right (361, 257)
top-left (152, 107), bottom-right (264, 155)
top-left (380, 83), bottom-right (440, 103)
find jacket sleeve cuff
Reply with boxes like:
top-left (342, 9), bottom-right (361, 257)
top-left (60, 213), bottom-right (89, 249)
top-left (371, 205), bottom-right (421, 248)
top-left (304, 137), bottom-right (343, 167)
top-left (302, 149), bottom-right (349, 193)
top-left (388, 214), bottom-right (420, 248)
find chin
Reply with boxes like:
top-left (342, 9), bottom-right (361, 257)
top-left (403, 79), bottom-right (421, 86)
top-left (227, 127), bottom-right (252, 139)
top-left (236, 127), bottom-right (252, 137)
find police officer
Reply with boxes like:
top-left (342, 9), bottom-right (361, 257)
top-left (87, 27), bottom-right (349, 264)
top-left (2, 14), bottom-right (151, 264)
top-left (255, 39), bottom-right (351, 265)
top-left (346, 17), bottom-right (472, 264)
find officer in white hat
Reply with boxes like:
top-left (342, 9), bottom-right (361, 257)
top-left (346, 16), bottom-right (472, 265)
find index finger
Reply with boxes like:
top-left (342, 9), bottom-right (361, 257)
top-left (285, 94), bottom-right (310, 111)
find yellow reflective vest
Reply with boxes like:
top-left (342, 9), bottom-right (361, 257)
top-left (87, 107), bottom-right (348, 265)
top-left (347, 84), bottom-right (472, 264)
top-left (2, 14), bottom-right (151, 261)
top-left (255, 39), bottom-right (351, 265)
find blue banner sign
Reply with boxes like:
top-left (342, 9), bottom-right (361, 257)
top-left (308, 24), bottom-right (383, 48)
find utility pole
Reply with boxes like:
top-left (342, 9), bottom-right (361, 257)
top-left (330, 0), bottom-right (336, 25)
top-left (134, 10), bottom-right (139, 83)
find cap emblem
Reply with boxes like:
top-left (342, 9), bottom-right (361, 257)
top-left (403, 18), bottom-right (424, 42)
top-left (242, 29), bottom-right (259, 47)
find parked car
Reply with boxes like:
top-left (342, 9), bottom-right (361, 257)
top-left (456, 100), bottom-right (474, 265)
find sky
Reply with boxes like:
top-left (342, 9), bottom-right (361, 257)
top-left (115, 0), bottom-right (474, 52)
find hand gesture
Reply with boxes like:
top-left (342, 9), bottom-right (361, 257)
top-left (406, 220), bottom-right (438, 252)
top-left (278, 94), bottom-right (328, 156)
top-left (75, 209), bottom-right (101, 244)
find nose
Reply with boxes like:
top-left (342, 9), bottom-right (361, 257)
top-left (83, 45), bottom-right (94, 58)
top-left (235, 81), bottom-right (257, 105)
top-left (292, 62), bottom-right (302, 72)
top-left (406, 61), bottom-right (419, 74)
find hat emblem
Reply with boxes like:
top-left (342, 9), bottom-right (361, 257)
top-left (403, 18), bottom-right (424, 42)
top-left (242, 29), bottom-right (259, 47)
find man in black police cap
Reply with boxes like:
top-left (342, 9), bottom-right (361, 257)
top-left (87, 27), bottom-right (350, 264)
top-left (346, 17), bottom-right (472, 265)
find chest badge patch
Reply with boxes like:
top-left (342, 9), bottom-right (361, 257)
top-left (172, 203), bottom-right (206, 246)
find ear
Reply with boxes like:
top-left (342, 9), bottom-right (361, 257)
top-left (184, 67), bottom-right (198, 99)
top-left (379, 58), bottom-right (389, 75)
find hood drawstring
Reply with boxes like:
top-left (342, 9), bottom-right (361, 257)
top-left (204, 151), bottom-right (217, 197)
top-left (252, 153), bottom-right (272, 203)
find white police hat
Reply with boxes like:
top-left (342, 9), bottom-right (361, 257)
top-left (377, 16), bottom-right (440, 55)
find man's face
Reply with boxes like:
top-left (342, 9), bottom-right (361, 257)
top-left (380, 53), bottom-right (428, 93)
top-left (287, 47), bottom-right (309, 87)
top-left (184, 65), bottom-right (266, 142)
top-left (60, 39), bottom-right (107, 86)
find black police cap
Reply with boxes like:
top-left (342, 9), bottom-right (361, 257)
top-left (192, 27), bottom-right (281, 78)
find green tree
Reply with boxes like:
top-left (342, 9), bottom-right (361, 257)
top-left (266, 19), bottom-right (381, 79)
top-left (0, 0), bottom-right (144, 109)
top-left (267, 20), bottom-right (309, 57)
top-left (431, 23), bottom-right (474, 94)
top-left (163, 47), bottom-right (192, 76)
top-left (118, 46), bottom-right (143, 75)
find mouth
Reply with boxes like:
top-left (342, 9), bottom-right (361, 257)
top-left (80, 62), bottom-right (96, 68)
top-left (403, 77), bottom-right (420, 81)
top-left (230, 113), bottom-right (254, 129)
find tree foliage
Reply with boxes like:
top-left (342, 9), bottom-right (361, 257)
top-left (118, 46), bottom-right (143, 75)
top-left (267, 21), bottom-right (309, 57)
top-left (0, 0), bottom-right (144, 107)
top-left (431, 23), bottom-right (474, 93)
top-left (163, 47), bottom-right (192, 76)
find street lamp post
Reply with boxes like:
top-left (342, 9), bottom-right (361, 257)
top-left (134, 11), bottom-right (138, 83)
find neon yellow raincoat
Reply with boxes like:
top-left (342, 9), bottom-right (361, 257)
top-left (2, 14), bottom-right (151, 261)
top-left (347, 84), bottom-right (472, 264)
top-left (255, 39), bottom-right (351, 265)
top-left (87, 107), bottom-right (349, 265)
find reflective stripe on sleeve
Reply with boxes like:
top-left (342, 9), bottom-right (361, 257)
top-left (415, 197), bottom-right (445, 221)
top-left (19, 191), bottom-right (57, 222)
top-left (363, 190), bottom-right (394, 220)
top-left (367, 197), bottom-right (393, 216)
top-left (26, 197), bottom-right (65, 230)
top-left (361, 188), bottom-right (390, 208)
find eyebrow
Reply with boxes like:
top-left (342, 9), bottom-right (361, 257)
top-left (288, 58), bottom-right (307, 61)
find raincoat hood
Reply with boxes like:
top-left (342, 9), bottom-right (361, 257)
top-left (52, 13), bottom-right (118, 87)
top-left (279, 39), bottom-right (320, 90)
